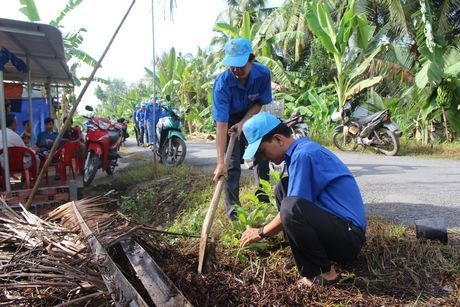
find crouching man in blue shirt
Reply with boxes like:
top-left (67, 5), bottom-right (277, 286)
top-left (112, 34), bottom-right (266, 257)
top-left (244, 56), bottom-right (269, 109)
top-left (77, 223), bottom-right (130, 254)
top-left (239, 112), bottom-right (366, 288)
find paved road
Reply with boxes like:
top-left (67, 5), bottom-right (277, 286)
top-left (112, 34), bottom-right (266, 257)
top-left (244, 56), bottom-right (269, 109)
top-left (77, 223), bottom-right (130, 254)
top-left (122, 138), bottom-right (460, 231)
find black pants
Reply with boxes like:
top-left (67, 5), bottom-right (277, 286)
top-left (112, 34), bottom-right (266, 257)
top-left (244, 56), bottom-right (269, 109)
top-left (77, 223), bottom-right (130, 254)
top-left (224, 113), bottom-right (270, 216)
top-left (139, 125), bottom-right (145, 144)
top-left (275, 177), bottom-right (365, 278)
top-left (133, 124), bottom-right (139, 145)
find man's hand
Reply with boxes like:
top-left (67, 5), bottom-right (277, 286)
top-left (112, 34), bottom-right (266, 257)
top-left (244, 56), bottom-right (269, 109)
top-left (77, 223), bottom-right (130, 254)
top-left (213, 162), bottom-right (227, 183)
top-left (240, 227), bottom-right (262, 247)
top-left (230, 122), bottom-right (243, 137)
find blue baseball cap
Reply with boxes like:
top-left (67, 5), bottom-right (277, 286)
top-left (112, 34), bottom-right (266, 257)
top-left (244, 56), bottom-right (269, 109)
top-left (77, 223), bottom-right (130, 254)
top-left (222, 38), bottom-right (252, 67)
top-left (150, 93), bottom-right (158, 99)
top-left (243, 112), bottom-right (282, 160)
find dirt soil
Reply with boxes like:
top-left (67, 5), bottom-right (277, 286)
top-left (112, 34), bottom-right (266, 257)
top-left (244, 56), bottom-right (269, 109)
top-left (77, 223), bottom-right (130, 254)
top-left (78, 148), bottom-right (460, 306)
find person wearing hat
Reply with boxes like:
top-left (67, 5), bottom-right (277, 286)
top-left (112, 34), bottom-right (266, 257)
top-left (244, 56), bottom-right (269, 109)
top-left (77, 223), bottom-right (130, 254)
top-left (144, 94), bottom-right (162, 145)
top-left (239, 112), bottom-right (366, 288)
top-left (212, 37), bottom-right (272, 220)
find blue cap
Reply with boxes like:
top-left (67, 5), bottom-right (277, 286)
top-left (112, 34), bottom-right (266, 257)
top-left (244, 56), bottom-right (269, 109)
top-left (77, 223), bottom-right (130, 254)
top-left (222, 38), bottom-right (252, 67)
top-left (242, 112), bottom-right (282, 160)
top-left (150, 93), bottom-right (158, 99)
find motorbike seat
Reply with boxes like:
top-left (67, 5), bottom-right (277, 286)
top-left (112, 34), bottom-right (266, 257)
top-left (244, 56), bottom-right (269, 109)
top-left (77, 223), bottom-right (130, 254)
top-left (359, 110), bottom-right (387, 125)
top-left (108, 129), bottom-right (121, 145)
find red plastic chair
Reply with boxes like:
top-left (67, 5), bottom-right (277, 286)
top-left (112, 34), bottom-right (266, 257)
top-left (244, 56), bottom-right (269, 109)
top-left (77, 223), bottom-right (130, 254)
top-left (40, 141), bottom-right (80, 185)
top-left (56, 141), bottom-right (80, 184)
top-left (0, 146), bottom-right (38, 190)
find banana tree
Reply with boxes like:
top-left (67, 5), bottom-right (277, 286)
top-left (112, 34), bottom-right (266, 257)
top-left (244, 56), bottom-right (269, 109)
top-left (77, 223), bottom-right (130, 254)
top-left (411, 0), bottom-right (460, 143)
top-left (305, 0), bottom-right (387, 108)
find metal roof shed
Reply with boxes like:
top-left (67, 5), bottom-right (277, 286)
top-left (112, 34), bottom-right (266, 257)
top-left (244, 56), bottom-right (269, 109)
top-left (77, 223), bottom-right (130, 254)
top-left (0, 17), bottom-right (73, 191)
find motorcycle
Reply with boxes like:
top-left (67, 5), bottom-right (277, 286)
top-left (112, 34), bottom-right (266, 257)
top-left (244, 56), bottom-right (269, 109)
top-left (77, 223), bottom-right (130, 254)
top-left (82, 105), bottom-right (122, 186)
top-left (331, 100), bottom-right (402, 156)
top-left (150, 103), bottom-right (187, 166)
top-left (116, 117), bottom-right (129, 145)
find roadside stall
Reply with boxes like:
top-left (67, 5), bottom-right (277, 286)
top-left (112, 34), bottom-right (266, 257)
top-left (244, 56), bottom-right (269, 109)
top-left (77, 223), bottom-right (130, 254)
top-left (0, 18), bottom-right (73, 202)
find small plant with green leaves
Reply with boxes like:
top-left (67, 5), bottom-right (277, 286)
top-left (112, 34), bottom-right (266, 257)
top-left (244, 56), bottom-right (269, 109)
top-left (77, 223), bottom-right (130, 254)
top-left (218, 177), bottom-right (280, 250)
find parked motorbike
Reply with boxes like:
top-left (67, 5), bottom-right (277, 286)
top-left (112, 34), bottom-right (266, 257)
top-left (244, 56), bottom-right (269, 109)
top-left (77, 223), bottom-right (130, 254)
top-left (116, 117), bottom-right (129, 145)
top-left (82, 105), bottom-right (122, 186)
top-left (331, 100), bottom-right (402, 156)
top-left (150, 103), bottom-right (187, 166)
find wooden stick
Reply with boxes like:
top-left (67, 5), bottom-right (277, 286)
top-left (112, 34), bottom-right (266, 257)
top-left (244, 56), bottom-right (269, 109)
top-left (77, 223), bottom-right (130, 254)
top-left (198, 131), bottom-right (238, 274)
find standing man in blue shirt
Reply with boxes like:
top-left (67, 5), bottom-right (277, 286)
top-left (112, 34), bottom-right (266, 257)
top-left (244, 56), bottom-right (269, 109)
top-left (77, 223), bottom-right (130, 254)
top-left (144, 94), bottom-right (162, 145)
top-left (239, 112), bottom-right (366, 288)
top-left (212, 37), bottom-right (272, 220)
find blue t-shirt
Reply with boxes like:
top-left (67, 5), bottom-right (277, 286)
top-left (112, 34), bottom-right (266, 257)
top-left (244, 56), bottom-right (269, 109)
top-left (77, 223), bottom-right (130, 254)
top-left (144, 102), bottom-right (162, 123)
top-left (285, 137), bottom-right (366, 231)
top-left (212, 62), bottom-right (272, 122)
top-left (36, 131), bottom-right (59, 152)
top-left (136, 109), bottom-right (145, 126)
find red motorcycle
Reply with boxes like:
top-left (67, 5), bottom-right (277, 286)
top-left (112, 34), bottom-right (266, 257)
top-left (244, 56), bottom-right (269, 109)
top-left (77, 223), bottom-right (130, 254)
top-left (82, 105), bottom-right (122, 186)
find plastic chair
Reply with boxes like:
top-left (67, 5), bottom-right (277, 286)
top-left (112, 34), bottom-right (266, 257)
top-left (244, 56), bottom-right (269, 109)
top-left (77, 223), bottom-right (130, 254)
top-left (56, 141), bottom-right (80, 184)
top-left (0, 146), bottom-right (38, 190)
top-left (40, 141), bottom-right (80, 185)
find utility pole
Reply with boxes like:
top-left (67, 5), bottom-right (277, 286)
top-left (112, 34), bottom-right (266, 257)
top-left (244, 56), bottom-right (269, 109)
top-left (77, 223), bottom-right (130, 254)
top-left (151, 0), bottom-right (158, 172)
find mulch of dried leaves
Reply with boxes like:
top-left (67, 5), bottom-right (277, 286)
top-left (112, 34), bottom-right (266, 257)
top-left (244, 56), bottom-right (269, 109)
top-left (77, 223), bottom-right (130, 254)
top-left (149, 219), bottom-right (460, 306)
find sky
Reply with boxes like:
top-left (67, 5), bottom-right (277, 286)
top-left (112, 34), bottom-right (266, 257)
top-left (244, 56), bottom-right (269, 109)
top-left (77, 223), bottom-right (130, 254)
top-left (1, 0), bottom-right (284, 107)
top-left (1, 0), bottom-right (229, 105)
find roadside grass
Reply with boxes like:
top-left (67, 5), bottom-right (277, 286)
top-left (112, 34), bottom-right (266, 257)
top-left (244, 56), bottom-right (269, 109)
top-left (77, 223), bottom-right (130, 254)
top-left (110, 161), bottom-right (460, 305)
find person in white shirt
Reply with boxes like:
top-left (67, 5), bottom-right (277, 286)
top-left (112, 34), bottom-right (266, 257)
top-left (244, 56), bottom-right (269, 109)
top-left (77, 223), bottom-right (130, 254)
top-left (0, 113), bottom-right (36, 169)
top-left (0, 113), bottom-right (27, 147)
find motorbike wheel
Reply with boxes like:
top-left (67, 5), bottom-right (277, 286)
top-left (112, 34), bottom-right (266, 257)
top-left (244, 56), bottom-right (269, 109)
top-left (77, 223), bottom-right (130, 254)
top-left (333, 130), bottom-right (358, 152)
top-left (374, 128), bottom-right (400, 156)
top-left (160, 136), bottom-right (187, 166)
top-left (83, 152), bottom-right (100, 186)
top-left (292, 128), bottom-right (308, 138)
top-left (106, 158), bottom-right (118, 175)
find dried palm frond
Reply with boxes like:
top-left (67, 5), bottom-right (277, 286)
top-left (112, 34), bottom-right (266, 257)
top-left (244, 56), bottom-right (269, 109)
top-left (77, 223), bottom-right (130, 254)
top-left (0, 198), bottom-right (109, 306)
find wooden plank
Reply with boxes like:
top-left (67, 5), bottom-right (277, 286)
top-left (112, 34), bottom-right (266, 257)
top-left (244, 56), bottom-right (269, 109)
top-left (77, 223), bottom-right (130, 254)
top-left (121, 240), bottom-right (192, 307)
top-left (70, 202), bottom-right (148, 307)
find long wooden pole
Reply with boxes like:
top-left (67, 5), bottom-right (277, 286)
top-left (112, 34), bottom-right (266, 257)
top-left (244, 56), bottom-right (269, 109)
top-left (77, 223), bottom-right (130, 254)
top-left (25, 0), bottom-right (136, 208)
top-left (198, 131), bottom-right (238, 274)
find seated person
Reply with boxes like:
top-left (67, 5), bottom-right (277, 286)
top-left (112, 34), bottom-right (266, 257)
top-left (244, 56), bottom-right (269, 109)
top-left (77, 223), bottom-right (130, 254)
top-left (36, 118), bottom-right (61, 173)
top-left (36, 117), bottom-right (59, 154)
top-left (0, 113), bottom-right (38, 172)
top-left (62, 117), bottom-right (83, 142)
top-left (21, 120), bottom-right (39, 151)
top-left (61, 117), bottom-right (85, 174)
